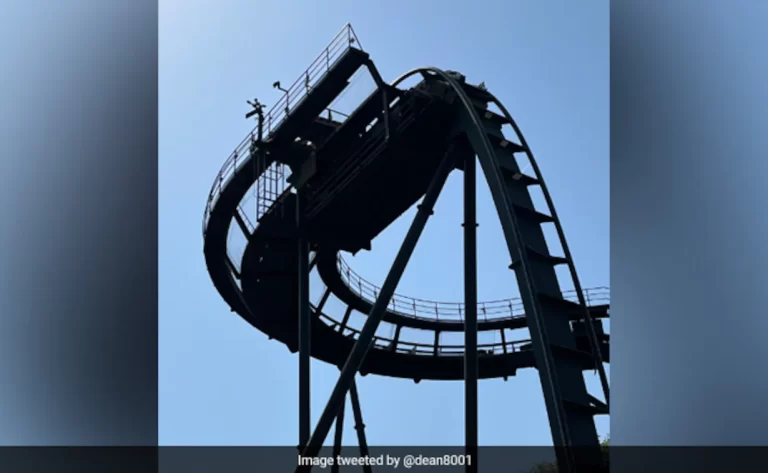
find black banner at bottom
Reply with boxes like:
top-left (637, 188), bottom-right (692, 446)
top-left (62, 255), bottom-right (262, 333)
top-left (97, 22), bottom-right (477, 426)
top-left (0, 446), bottom-right (764, 472)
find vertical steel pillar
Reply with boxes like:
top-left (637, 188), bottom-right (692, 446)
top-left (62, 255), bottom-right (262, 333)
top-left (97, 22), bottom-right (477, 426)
top-left (298, 151), bottom-right (455, 464)
top-left (349, 379), bottom-right (372, 473)
top-left (463, 154), bottom-right (479, 473)
top-left (330, 394), bottom-right (345, 473)
top-left (297, 193), bottom-right (311, 449)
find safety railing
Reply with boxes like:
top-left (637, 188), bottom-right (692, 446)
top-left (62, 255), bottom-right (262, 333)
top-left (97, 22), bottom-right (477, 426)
top-left (336, 255), bottom-right (609, 323)
top-left (220, 191), bottom-right (607, 356)
top-left (263, 24), bottom-right (361, 137)
top-left (202, 24), bottom-right (362, 236)
top-left (316, 311), bottom-right (536, 357)
top-left (221, 195), bottom-right (608, 328)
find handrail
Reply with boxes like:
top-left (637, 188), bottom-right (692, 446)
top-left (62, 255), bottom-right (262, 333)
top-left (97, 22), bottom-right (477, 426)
top-left (203, 40), bottom-right (611, 331)
top-left (222, 193), bottom-right (609, 324)
top-left (315, 311), bottom-right (595, 357)
top-left (336, 255), bottom-right (609, 322)
top-left (266, 25), bottom-right (359, 137)
top-left (202, 24), bottom-right (362, 236)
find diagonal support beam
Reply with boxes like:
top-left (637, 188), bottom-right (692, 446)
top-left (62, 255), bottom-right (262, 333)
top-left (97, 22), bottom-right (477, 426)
top-left (330, 393), bottom-right (346, 473)
top-left (316, 287), bottom-right (332, 313)
top-left (364, 59), bottom-right (390, 141)
top-left (297, 149), bottom-right (455, 467)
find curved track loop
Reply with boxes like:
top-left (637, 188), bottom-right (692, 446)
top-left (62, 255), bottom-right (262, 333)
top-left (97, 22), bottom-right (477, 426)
top-left (335, 252), bottom-right (610, 323)
top-left (203, 68), bottom-right (610, 373)
top-left (319, 251), bottom-right (609, 332)
top-left (220, 199), bottom-right (608, 380)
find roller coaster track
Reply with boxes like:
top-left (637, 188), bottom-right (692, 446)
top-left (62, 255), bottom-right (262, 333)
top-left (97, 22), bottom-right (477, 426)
top-left (203, 25), bottom-right (609, 472)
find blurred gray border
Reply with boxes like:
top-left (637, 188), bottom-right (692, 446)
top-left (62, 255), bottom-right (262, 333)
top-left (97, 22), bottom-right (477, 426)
top-left (611, 1), bottom-right (768, 446)
top-left (0, 1), bottom-right (158, 445)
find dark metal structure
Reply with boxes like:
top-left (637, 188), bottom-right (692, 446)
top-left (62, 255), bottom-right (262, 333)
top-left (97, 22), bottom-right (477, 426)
top-left (203, 25), bottom-right (610, 473)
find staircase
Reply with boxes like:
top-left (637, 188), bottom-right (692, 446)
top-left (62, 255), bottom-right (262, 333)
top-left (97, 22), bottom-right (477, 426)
top-left (458, 85), bottom-right (606, 467)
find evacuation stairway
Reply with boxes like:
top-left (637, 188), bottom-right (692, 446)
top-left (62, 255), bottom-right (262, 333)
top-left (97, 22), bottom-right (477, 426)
top-left (452, 78), bottom-right (610, 452)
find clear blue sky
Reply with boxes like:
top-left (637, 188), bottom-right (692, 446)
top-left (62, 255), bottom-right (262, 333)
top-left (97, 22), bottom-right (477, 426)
top-left (159, 0), bottom-right (608, 446)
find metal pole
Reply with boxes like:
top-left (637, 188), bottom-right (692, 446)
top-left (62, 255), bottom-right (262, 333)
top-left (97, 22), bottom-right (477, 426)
top-left (349, 379), bottom-right (372, 473)
top-left (330, 394), bottom-right (346, 473)
top-left (298, 193), bottom-right (311, 449)
top-left (257, 107), bottom-right (264, 143)
top-left (255, 105), bottom-right (264, 221)
top-left (463, 154), bottom-right (478, 473)
top-left (299, 151), bottom-right (455, 463)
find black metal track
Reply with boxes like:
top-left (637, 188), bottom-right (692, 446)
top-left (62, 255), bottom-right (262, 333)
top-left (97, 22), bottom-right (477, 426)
top-left (202, 29), bottom-right (609, 472)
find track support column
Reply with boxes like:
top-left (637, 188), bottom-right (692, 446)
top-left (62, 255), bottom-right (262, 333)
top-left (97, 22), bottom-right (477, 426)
top-left (297, 192), bottom-right (311, 450)
top-left (350, 379), bottom-right (372, 473)
top-left (331, 394), bottom-right (346, 473)
top-left (463, 154), bottom-right (479, 473)
top-left (298, 150), bottom-right (455, 466)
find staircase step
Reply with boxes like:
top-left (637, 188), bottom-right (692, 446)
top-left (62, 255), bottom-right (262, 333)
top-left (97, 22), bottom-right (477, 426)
top-left (494, 151), bottom-right (521, 175)
top-left (587, 393), bottom-right (608, 411)
top-left (550, 343), bottom-right (596, 363)
top-left (511, 203), bottom-right (554, 223)
top-left (486, 132), bottom-right (526, 154)
top-left (501, 168), bottom-right (540, 186)
top-left (563, 398), bottom-right (609, 416)
top-left (508, 246), bottom-right (569, 270)
top-left (479, 108), bottom-right (512, 126)
top-left (537, 292), bottom-right (586, 317)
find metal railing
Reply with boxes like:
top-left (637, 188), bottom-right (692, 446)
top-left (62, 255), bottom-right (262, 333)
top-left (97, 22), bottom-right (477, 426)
top-left (263, 24), bottom-right (361, 138)
top-left (223, 201), bottom-right (609, 325)
top-left (217, 174), bottom-right (608, 357)
top-left (336, 255), bottom-right (609, 323)
top-left (316, 311), bottom-right (541, 357)
top-left (202, 24), bottom-right (362, 236)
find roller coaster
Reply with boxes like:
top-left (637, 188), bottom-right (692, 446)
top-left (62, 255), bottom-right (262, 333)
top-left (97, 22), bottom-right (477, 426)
top-left (202, 25), bottom-right (609, 473)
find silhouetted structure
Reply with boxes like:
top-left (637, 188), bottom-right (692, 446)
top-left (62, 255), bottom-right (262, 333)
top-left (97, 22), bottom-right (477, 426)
top-left (203, 24), bottom-right (610, 473)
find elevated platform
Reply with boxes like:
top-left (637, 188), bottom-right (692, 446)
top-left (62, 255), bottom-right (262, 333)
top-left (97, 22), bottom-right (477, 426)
top-left (269, 47), bottom-right (370, 146)
top-left (302, 87), bottom-right (462, 253)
